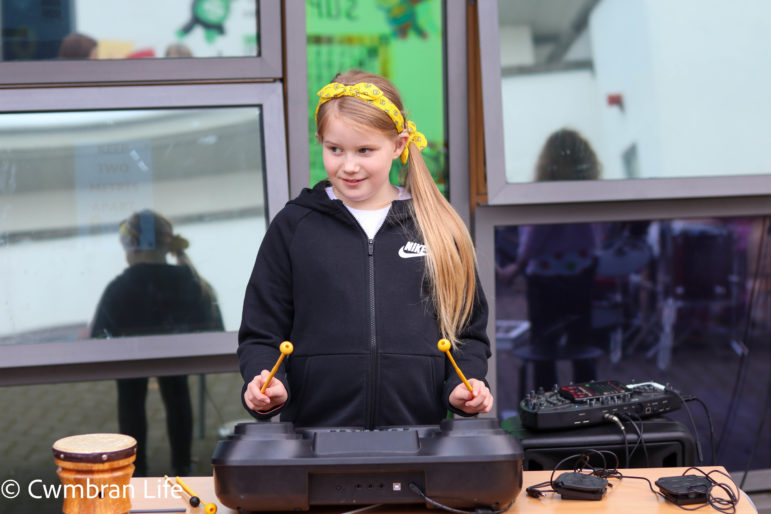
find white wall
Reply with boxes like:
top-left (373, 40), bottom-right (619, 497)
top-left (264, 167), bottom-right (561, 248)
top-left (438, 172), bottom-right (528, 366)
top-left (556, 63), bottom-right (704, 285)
top-left (498, 0), bottom-right (771, 183)
top-left (0, 215), bottom-right (265, 339)
top-left (501, 69), bottom-right (610, 182)
top-left (590, 0), bottom-right (771, 179)
top-left (590, 0), bottom-right (661, 181)
top-left (646, 0), bottom-right (771, 177)
top-left (76, 0), bottom-right (258, 58)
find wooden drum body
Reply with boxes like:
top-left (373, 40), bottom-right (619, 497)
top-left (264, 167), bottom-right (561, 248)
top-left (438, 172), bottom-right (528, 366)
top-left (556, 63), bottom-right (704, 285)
top-left (52, 433), bottom-right (137, 514)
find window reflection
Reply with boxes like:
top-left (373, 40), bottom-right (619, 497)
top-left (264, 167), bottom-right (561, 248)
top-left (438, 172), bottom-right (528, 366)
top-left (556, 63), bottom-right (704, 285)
top-left (1, 0), bottom-right (260, 61)
top-left (497, 0), bottom-right (771, 182)
top-left (89, 209), bottom-right (222, 476)
top-left (0, 107), bottom-right (267, 345)
top-left (305, 1), bottom-right (448, 193)
top-left (495, 215), bottom-right (771, 471)
top-left (496, 129), bottom-right (603, 388)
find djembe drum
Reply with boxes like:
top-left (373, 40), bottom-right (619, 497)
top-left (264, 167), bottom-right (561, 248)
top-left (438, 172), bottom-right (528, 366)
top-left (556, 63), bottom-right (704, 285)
top-left (52, 433), bottom-right (137, 514)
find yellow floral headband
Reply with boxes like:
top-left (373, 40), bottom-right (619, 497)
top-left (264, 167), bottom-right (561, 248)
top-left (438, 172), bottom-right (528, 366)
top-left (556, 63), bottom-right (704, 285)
top-left (316, 81), bottom-right (427, 164)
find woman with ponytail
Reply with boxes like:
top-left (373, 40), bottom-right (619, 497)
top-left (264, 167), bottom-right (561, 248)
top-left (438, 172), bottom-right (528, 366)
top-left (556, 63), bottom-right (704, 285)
top-left (239, 70), bottom-right (493, 428)
top-left (90, 209), bottom-right (223, 476)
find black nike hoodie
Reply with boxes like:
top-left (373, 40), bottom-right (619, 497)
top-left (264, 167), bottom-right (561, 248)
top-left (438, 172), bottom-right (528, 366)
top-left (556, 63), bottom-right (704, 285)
top-left (238, 181), bottom-right (491, 428)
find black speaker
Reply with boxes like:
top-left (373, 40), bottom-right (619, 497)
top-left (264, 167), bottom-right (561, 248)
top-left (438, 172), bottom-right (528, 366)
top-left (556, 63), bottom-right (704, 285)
top-left (503, 416), bottom-right (696, 471)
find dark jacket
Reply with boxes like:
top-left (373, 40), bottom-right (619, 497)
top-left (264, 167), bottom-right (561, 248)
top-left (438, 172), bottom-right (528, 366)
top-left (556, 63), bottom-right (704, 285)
top-left (91, 263), bottom-right (224, 338)
top-left (238, 181), bottom-right (491, 429)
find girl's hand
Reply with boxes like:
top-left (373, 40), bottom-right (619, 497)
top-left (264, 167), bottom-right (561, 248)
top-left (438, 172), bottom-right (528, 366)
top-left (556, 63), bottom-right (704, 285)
top-left (244, 369), bottom-right (288, 413)
top-left (449, 379), bottom-right (494, 414)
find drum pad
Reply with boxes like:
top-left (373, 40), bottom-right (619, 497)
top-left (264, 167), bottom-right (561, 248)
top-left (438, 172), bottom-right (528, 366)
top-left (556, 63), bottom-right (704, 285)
top-left (553, 472), bottom-right (608, 501)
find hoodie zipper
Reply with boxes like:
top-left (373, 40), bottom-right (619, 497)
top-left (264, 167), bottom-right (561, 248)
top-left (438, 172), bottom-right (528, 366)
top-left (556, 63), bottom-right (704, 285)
top-left (366, 237), bottom-right (378, 430)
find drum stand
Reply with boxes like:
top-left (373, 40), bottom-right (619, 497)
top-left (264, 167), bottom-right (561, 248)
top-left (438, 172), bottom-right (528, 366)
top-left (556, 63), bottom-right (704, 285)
top-left (639, 221), bottom-right (743, 370)
top-left (593, 225), bottom-right (656, 364)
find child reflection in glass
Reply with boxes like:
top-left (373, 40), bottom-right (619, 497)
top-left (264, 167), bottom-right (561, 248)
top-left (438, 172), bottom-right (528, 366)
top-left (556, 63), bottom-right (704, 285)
top-left (89, 209), bottom-right (223, 476)
top-left (498, 129), bottom-right (601, 390)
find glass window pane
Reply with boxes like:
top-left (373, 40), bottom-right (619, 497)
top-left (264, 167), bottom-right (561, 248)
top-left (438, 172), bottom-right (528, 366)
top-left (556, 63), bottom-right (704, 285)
top-left (0, 372), bottom-right (244, 510)
top-left (494, 215), bottom-right (771, 471)
top-left (0, 107), bottom-right (266, 345)
top-left (496, 0), bottom-right (771, 183)
top-left (1, 0), bottom-right (260, 61)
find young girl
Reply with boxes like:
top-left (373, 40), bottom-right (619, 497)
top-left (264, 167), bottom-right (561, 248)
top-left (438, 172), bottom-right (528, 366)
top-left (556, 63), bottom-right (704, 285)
top-left (239, 70), bottom-right (493, 428)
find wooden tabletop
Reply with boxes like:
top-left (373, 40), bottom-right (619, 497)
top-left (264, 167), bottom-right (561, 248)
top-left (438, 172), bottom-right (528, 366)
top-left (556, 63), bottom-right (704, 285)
top-left (128, 466), bottom-right (757, 513)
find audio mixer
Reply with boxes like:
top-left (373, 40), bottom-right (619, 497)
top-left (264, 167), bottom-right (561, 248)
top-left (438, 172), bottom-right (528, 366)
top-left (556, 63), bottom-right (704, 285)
top-left (519, 380), bottom-right (682, 430)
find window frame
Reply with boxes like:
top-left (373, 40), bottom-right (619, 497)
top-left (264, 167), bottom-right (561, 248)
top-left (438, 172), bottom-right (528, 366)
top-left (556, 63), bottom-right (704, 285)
top-left (474, 195), bottom-right (771, 405)
top-left (0, 81), bottom-right (288, 386)
top-left (477, 0), bottom-right (771, 206)
top-left (0, 1), bottom-right (282, 85)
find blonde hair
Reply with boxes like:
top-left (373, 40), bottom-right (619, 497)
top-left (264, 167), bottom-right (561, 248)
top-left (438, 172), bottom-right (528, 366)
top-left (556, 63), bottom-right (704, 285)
top-left (316, 70), bottom-right (478, 348)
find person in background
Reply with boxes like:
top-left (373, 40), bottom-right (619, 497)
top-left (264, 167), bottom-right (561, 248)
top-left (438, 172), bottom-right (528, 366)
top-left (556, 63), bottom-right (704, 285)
top-left (90, 209), bottom-right (223, 476)
top-left (165, 43), bottom-right (193, 58)
top-left (498, 129), bottom-right (602, 389)
top-left (58, 32), bottom-right (98, 59)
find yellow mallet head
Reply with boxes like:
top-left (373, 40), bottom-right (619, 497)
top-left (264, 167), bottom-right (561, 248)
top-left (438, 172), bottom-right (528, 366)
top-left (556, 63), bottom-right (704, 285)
top-left (437, 338), bottom-right (452, 352)
top-left (280, 341), bottom-right (294, 355)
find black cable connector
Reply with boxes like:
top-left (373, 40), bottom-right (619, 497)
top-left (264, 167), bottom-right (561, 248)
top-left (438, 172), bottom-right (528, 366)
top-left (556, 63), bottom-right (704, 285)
top-left (406, 482), bottom-right (513, 514)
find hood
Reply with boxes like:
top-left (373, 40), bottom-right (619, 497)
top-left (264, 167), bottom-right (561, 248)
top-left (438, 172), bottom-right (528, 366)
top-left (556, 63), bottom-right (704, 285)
top-left (288, 180), bottom-right (414, 226)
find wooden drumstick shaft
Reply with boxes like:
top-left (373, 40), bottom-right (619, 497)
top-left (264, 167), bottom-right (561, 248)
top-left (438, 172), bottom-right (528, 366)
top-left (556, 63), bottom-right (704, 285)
top-left (260, 341), bottom-right (294, 394)
top-left (437, 339), bottom-right (474, 395)
top-left (174, 476), bottom-right (196, 498)
top-left (175, 476), bottom-right (217, 513)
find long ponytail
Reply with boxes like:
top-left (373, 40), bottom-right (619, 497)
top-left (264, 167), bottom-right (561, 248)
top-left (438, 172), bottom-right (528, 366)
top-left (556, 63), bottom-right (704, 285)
top-left (404, 147), bottom-right (477, 349)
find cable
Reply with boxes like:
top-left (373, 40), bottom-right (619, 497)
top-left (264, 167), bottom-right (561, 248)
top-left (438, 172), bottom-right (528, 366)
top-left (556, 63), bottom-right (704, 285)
top-left (739, 377), bottom-right (770, 490)
top-left (406, 483), bottom-right (513, 514)
top-left (618, 412), bottom-right (650, 467)
top-left (685, 396), bottom-right (716, 466)
top-left (524, 445), bottom-right (740, 512)
top-left (604, 413), bottom-right (629, 467)
top-left (737, 218), bottom-right (771, 489)
top-left (667, 387), bottom-right (704, 463)
top-left (717, 216), bottom-right (769, 458)
top-left (679, 468), bottom-right (740, 514)
top-left (526, 450), bottom-right (620, 499)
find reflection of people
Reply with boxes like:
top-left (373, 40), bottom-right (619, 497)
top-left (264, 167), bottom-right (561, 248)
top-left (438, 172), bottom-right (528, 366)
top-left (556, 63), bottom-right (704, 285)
top-left (165, 43), bottom-right (193, 58)
top-left (58, 32), bottom-right (98, 59)
top-left (498, 129), bottom-right (601, 389)
top-left (534, 128), bottom-right (601, 181)
top-left (90, 210), bottom-right (223, 476)
top-left (239, 70), bottom-right (493, 428)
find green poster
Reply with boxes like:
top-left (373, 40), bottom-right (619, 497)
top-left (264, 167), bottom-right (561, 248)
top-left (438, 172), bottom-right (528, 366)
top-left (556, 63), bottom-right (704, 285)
top-left (306, 0), bottom-right (447, 193)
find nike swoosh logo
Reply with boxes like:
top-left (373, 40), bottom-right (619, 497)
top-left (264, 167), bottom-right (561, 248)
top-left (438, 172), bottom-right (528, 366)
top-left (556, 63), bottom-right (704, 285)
top-left (398, 247), bottom-right (426, 259)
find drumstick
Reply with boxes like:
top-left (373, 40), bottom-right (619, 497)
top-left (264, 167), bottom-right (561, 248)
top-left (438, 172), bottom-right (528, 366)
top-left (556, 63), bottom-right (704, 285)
top-left (164, 475), bottom-right (201, 508)
top-left (437, 338), bottom-right (474, 396)
top-left (175, 476), bottom-right (217, 514)
top-left (260, 341), bottom-right (294, 394)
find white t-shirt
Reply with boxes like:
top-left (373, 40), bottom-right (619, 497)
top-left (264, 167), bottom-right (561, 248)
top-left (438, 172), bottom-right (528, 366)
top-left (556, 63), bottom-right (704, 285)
top-left (326, 186), bottom-right (411, 239)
